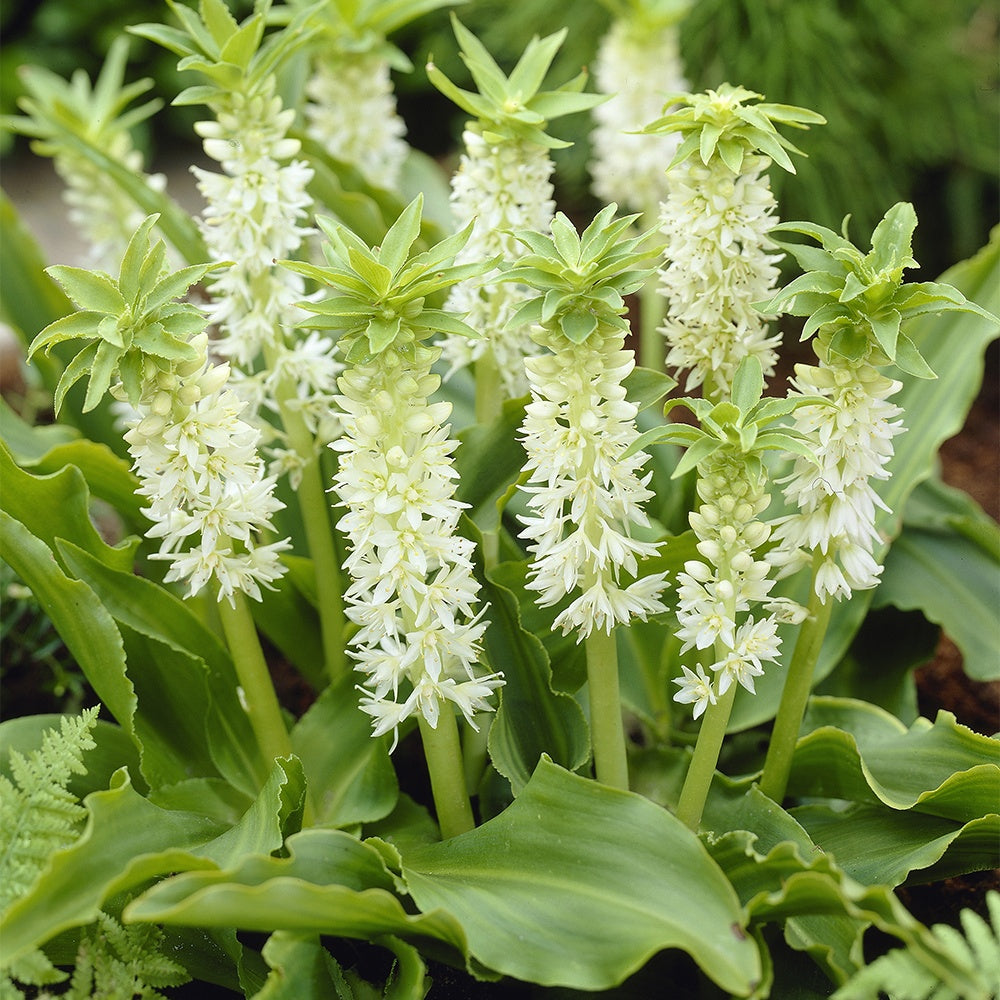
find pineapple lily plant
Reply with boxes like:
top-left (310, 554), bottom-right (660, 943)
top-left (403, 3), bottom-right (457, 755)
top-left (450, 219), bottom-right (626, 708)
top-left (1, 1), bottom-right (998, 997)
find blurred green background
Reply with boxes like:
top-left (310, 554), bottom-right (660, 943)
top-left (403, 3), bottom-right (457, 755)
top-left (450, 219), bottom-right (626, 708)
top-left (3, 0), bottom-right (997, 277)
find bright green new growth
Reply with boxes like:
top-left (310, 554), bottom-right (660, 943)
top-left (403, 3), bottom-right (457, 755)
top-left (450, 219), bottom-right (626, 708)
top-left (833, 891), bottom-right (1000, 1000)
top-left (282, 193), bottom-right (495, 363)
top-left (502, 203), bottom-right (658, 343)
top-left (283, 0), bottom-right (461, 69)
top-left (427, 13), bottom-right (605, 149)
top-left (596, 0), bottom-right (692, 31)
top-left (27, 215), bottom-right (222, 413)
top-left (642, 82), bottom-right (826, 175)
top-left (628, 354), bottom-right (823, 477)
top-left (759, 201), bottom-right (998, 377)
top-left (5, 37), bottom-right (160, 157)
top-left (129, 0), bottom-right (318, 106)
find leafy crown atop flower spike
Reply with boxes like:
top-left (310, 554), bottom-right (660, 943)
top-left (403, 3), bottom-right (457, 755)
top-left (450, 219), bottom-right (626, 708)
top-left (627, 355), bottom-right (822, 479)
top-left (28, 215), bottom-right (224, 412)
top-left (642, 82), bottom-right (825, 175)
top-left (596, 0), bottom-right (692, 31)
top-left (758, 201), bottom-right (999, 377)
top-left (130, 0), bottom-right (319, 106)
top-left (282, 193), bottom-right (497, 364)
top-left (427, 13), bottom-right (605, 149)
top-left (6, 36), bottom-right (161, 152)
top-left (501, 203), bottom-right (658, 343)
top-left (280, 0), bottom-right (461, 70)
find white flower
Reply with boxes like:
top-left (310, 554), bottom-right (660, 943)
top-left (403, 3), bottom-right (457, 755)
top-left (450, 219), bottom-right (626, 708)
top-left (656, 155), bottom-right (782, 395)
top-left (673, 664), bottom-right (717, 720)
top-left (121, 341), bottom-right (290, 605)
top-left (304, 54), bottom-right (408, 190)
top-left (769, 358), bottom-right (904, 601)
top-left (333, 349), bottom-right (502, 745)
top-left (440, 130), bottom-right (556, 396)
top-left (590, 19), bottom-right (688, 220)
top-left (519, 330), bottom-right (668, 639)
top-left (192, 81), bottom-right (314, 368)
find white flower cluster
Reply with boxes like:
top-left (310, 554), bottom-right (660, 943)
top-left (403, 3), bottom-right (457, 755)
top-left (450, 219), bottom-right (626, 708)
top-left (590, 20), bottom-right (688, 220)
top-left (119, 335), bottom-right (290, 606)
top-left (192, 80), bottom-right (315, 367)
top-left (519, 330), bottom-right (668, 639)
top-left (304, 54), bottom-right (408, 190)
top-left (673, 451), bottom-right (802, 718)
top-left (56, 135), bottom-right (167, 272)
top-left (657, 155), bottom-right (782, 395)
top-left (768, 353), bottom-right (904, 602)
top-left (440, 130), bottom-right (556, 397)
top-left (332, 349), bottom-right (503, 747)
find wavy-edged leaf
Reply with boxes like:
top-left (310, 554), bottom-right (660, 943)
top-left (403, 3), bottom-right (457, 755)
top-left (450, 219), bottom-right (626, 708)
top-left (402, 757), bottom-right (760, 994)
top-left (123, 828), bottom-right (471, 969)
top-left (56, 541), bottom-right (262, 794)
top-left (792, 803), bottom-right (1000, 888)
top-left (876, 477), bottom-right (1000, 681)
top-left (0, 511), bottom-right (136, 740)
top-left (454, 396), bottom-right (527, 534)
top-left (0, 769), bottom-right (220, 965)
top-left (787, 697), bottom-right (1000, 822)
top-left (291, 673), bottom-right (398, 828)
top-left (480, 560), bottom-right (589, 794)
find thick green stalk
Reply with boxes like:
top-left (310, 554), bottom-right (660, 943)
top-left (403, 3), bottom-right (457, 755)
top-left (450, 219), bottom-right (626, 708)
top-left (585, 627), bottom-right (630, 790)
top-left (474, 349), bottom-right (503, 426)
top-left (419, 711), bottom-right (475, 838)
top-left (217, 589), bottom-right (293, 770)
top-left (639, 276), bottom-right (665, 373)
top-left (266, 355), bottom-right (347, 681)
top-left (759, 558), bottom-right (834, 803)
top-left (675, 680), bottom-right (738, 831)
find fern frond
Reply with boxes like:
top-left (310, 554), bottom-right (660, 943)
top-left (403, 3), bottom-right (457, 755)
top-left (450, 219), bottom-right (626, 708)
top-left (0, 707), bottom-right (98, 914)
top-left (66, 912), bottom-right (190, 999)
top-left (833, 891), bottom-right (1000, 1000)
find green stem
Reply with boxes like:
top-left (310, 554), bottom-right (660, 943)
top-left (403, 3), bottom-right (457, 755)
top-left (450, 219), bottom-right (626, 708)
top-left (585, 628), bottom-right (630, 790)
top-left (217, 589), bottom-right (293, 770)
top-left (475, 349), bottom-right (503, 426)
top-left (419, 711), bottom-right (475, 838)
top-left (675, 680), bottom-right (738, 831)
top-left (639, 276), bottom-right (665, 373)
top-left (267, 357), bottom-right (347, 681)
top-left (758, 554), bottom-right (834, 804)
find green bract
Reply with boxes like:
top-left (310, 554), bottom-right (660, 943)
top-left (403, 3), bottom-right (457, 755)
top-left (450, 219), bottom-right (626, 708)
top-left (427, 13), bottom-right (605, 149)
top-left (27, 216), bottom-right (222, 412)
top-left (596, 0), bottom-right (692, 32)
top-left (129, 0), bottom-right (319, 106)
top-left (501, 203), bottom-right (657, 344)
top-left (642, 82), bottom-right (826, 175)
top-left (4, 37), bottom-right (161, 156)
top-left (281, 194), bottom-right (496, 364)
top-left (628, 355), bottom-right (823, 478)
top-left (281, 0), bottom-right (462, 70)
top-left (759, 202), bottom-right (999, 377)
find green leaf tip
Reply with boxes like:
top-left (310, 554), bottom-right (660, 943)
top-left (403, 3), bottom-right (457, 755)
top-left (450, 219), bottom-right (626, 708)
top-left (642, 82), bottom-right (825, 175)
top-left (760, 202), bottom-right (1000, 375)
top-left (500, 204), bottom-right (657, 343)
top-left (281, 195), bottom-right (492, 360)
top-left (29, 215), bottom-right (216, 412)
top-left (427, 13), bottom-right (605, 149)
